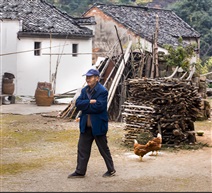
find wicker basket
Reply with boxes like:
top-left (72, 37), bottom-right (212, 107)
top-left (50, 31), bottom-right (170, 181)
top-left (35, 83), bottom-right (54, 106)
top-left (37, 82), bottom-right (52, 90)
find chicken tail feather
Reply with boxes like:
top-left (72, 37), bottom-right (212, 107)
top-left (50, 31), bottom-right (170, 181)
top-left (134, 139), bottom-right (138, 144)
top-left (157, 133), bottom-right (162, 143)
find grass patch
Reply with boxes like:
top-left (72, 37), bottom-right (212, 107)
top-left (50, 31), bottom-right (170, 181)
top-left (1, 128), bottom-right (75, 148)
top-left (1, 114), bottom-right (79, 148)
top-left (0, 156), bottom-right (66, 175)
top-left (1, 114), bottom-right (79, 176)
top-left (1, 161), bottom-right (43, 175)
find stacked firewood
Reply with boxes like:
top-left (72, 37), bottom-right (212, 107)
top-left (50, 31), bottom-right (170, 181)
top-left (122, 77), bottom-right (202, 146)
top-left (121, 103), bottom-right (155, 145)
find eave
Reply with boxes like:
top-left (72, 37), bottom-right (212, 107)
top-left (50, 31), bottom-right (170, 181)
top-left (17, 32), bottom-right (94, 39)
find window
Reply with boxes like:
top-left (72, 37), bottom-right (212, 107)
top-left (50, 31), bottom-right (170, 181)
top-left (72, 44), bottom-right (78, 57)
top-left (34, 42), bottom-right (41, 56)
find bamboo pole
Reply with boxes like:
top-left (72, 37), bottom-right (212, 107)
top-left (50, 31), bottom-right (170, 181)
top-left (164, 66), bottom-right (179, 79)
top-left (107, 41), bottom-right (132, 110)
top-left (180, 72), bottom-right (188, 79)
top-left (200, 71), bottom-right (212, 76)
top-left (103, 55), bottom-right (122, 87)
top-left (186, 65), bottom-right (196, 80)
top-left (52, 36), bottom-right (68, 94)
top-left (98, 27), bottom-right (130, 78)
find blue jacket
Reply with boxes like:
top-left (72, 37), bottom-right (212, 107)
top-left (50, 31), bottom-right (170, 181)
top-left (75, 82), bottom-right (108, 136)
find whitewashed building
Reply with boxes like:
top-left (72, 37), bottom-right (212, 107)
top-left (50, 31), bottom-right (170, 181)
top-left (0, 0), bottom-right (95, 96)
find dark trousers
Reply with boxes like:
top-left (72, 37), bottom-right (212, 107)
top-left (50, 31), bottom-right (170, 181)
top-left (75, 127), bottom-right (115, 175)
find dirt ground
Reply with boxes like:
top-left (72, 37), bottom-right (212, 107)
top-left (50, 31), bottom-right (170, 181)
top-left (1, 112), bottom-right (212, 192)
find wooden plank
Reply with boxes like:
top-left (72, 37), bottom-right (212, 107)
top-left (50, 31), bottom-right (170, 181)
top-left (107, 40), bottom-right (132, 110)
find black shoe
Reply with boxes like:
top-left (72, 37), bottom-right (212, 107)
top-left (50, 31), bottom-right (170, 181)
top-left (102, 170), bottom-right (116, 177)
top-left (67, 172), bottom-right (85, 178)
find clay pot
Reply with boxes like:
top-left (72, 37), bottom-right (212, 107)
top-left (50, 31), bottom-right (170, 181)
top-left (2, 82), bottom-right (15, 95)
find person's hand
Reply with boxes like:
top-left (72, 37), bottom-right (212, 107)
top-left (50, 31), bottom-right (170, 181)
top-left (90, 99), bottom-right (96, 104)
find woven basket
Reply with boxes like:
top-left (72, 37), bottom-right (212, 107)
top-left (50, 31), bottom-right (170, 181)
top-left (37, 82), bottom-right (52, 90)
top-left (35, 87), bottom-right (54, 106)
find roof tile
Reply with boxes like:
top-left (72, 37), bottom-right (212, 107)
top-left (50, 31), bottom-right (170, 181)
top-left (90, 3), bottom-right (200, 46)
top-left (0, 0), bottom-right (94, 38)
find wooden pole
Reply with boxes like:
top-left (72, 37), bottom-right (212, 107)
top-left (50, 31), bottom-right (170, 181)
top-left (114, 25), bottom-right (125, 65)
top-left (53, 36), bottom-right (68, 94)
top-left (150, 14), bottom-right (159, 78)
top-left (150, 34), bottom-right (155, 78)
top-left (49, 33), bottom-right (52, 83)
top-left (107, 41), bottom-right (132, 110)
top-left (155, 14), bottom-right (159, 78)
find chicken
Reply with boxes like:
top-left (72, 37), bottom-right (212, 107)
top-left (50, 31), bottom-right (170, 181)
top-left (146, 133), bottom-right (162, 156)
top-left (133, 139), bottom-right (149, 161)
top-left (133, 133), bottom-right (162, 161)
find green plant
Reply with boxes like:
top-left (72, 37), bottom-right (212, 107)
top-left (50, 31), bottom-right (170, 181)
top-left (163, 37), bottom-right (196, 72)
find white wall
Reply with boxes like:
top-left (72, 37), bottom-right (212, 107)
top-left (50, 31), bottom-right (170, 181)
top-left (138, 37), bottom-right (168, 54)
top-left (16, 37), bottom-right (93, 96)
top-left (0, 20), bottom-right (19, 94)
top-left (1, 20), bottom-right (93, 96)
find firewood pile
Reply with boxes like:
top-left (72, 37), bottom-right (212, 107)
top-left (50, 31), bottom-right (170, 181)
top-left (122, 77), bottom-right (202, 146)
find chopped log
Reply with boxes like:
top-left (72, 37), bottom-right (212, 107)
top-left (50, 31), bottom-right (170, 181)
top-left (122, 77), bottom-right (202, 146)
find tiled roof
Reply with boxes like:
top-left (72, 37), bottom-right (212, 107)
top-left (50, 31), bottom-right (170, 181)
top-left (75, 16), bottom-right (96, 25)
top-left (87, 3), bottom-right (200, 46)
top-left (0, 0), bottom-right (94, 38)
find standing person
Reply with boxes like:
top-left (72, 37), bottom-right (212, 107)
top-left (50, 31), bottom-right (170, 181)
top-left (68, 69), bottom-right (116, 178)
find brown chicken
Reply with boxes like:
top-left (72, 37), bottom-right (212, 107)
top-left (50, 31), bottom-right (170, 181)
top-left (133, 140), bottom-right (149, 161)
top-left (146, 133), bottom-right (162, 156)
top-left (133, 133), bottom-right (162, 161)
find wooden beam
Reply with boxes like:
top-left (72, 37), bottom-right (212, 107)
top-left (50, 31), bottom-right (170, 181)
top-left (107, 41), bottom-right (132, 110)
